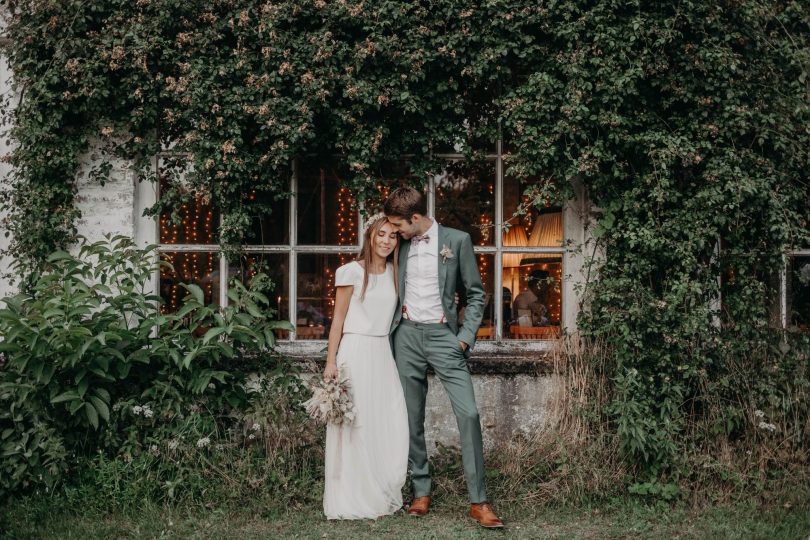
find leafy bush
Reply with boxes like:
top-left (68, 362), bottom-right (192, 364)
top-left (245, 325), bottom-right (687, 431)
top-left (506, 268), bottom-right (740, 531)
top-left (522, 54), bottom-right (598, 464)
top-left (0, 235), bottom-right (299, 498)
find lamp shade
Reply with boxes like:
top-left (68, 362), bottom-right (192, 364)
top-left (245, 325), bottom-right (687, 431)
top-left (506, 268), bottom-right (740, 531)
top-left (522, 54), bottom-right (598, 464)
top-left (503, 225), bottom-right (529, 268)
top-left (521, 211), bottom-right (563, 264)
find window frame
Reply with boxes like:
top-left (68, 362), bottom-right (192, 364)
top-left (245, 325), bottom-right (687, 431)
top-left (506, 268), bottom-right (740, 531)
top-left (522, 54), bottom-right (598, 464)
top-left (781, 248), bottom-right (810, 329)
top-left (151, 140), bottom-right (572, 351)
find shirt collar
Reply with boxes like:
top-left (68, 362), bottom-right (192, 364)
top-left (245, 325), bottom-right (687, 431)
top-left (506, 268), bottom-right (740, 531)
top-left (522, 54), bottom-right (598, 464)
top-left (424, 218), bottom-right (439, 240)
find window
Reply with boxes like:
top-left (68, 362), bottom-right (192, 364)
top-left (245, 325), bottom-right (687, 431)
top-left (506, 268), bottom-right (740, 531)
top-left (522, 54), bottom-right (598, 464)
top-left (784, 250), bottom-right (810, 332)
top-left (154, 141), bottom-right (570, 344)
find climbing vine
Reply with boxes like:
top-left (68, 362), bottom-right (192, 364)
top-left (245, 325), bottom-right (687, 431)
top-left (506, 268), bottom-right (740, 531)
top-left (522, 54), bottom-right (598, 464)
top-left (1, 0), bottom-right (808, 474)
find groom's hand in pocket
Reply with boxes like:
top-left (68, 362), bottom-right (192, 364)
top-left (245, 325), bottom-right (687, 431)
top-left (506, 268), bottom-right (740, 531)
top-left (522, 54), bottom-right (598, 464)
top-left (459, 341), bottom-right (469, 352)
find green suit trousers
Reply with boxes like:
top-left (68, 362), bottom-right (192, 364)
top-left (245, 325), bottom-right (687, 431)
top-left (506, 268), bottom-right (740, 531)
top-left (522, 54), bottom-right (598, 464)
top-left (393, 318), bottom-right (487, 503)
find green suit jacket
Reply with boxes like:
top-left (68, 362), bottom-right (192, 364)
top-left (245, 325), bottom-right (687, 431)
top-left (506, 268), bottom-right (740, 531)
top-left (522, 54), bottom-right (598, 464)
top-left (391, 224), bottom-right (485, 357)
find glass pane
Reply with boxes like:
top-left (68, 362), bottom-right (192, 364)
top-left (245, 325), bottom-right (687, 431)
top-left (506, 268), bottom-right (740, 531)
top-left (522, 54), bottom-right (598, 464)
top-left (502, 176), bottom-right (563, 248)
top-left (229, 253), bottom-right (290, 320)
top-left (297, 253), bottom-right (357, 339)
top-left (503, 254), bottom-right (563, 340)
top-left (469, 254), bottom-right (496, 341)
top-left (229, 253), bottom-right (290, 338)
top-left (297, 161), bottom-right (358, 246)
top-left (434, 160), bottom-right (496, 246)
top-left (244, 189), bottom-right (290, 245)
top-left (159, 252), bottom-right (220, 313)
top-left (158, 157), bottom-right (219, 245)
top-left (788, 255), bottom-right (810, 331)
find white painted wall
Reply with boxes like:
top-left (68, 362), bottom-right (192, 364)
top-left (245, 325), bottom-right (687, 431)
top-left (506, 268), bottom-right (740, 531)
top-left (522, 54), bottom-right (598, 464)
top-left (0, 53), bottom-right (16, 298)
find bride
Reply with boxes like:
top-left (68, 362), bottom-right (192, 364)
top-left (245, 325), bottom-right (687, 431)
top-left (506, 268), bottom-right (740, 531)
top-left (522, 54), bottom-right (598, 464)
top-left (322, 213), bottom-right (409, 520)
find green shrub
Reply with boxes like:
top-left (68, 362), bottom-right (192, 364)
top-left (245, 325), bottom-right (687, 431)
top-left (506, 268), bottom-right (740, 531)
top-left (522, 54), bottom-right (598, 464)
top-left (0, 235), bottom-right (298, 498)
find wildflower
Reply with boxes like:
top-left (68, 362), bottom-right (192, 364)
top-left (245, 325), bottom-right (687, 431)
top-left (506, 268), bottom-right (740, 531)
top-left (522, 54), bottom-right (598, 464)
top-left (132, 405), bottom-right (143, 415)
top-left (207, 383), bottom-right (216, 389)
top-left (64, 58), bottom-right (80, 75)
top-left (149, 445), bottom-right (159, 456)
top-left (754, 409), bottom-right (765, 418)
top-left (196, 437), bottom-right (211, 448)
top-left (142, 405), bottom-right (154, 418)
top-left (758, 421), bottom-right (776, 432)
top-left (168, 439), bottom-right (179, 451)
top-left (278, 61), bottom-right (293, 75)
top-left (251, 423), bottom-right (261, 432)
top-left (248, 433), bottom-right (256, 440)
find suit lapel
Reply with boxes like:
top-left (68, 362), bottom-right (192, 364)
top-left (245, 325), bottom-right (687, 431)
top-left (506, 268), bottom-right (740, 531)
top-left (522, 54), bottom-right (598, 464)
top-left (438, 224), bottom-right (448, 299)
top-left (398, 238), bottom-right (410, 303)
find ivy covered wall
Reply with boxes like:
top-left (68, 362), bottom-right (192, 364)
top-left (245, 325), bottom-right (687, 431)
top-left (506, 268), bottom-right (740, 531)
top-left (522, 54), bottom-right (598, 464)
top-left (0, 1), bottom-right (808, 473)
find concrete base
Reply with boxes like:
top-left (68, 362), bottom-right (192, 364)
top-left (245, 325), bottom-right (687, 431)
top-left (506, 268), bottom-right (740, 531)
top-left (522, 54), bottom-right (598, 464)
top-left (424, 372), bottom-right (560, 453)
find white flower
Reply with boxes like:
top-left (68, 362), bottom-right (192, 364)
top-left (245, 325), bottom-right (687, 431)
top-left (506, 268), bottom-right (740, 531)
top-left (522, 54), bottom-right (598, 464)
top-left (754, 409), bottom-right (765, 418)
top-left (142, 405), bottom-right (154, 418)
top-left (362, 212), bottom-right (386, 234)
top-left (440, 244), bottom-right (454, 263)
top-left (251, 423), bottom-right (261, 432)
top-left (168, 439), bottom-right (179, 451)
top-left (149, 445), bottom-right (159, 456)
top-left (207, 383), bottom-right (215, 389)
top-left (132, 405), bottom-right (143, 415)
top-left (196, 436), bottom-right (211, 448)
top-left (758, 421), bottom-right (776, 432)
top-left (248, 433), bottom-right (256, 440)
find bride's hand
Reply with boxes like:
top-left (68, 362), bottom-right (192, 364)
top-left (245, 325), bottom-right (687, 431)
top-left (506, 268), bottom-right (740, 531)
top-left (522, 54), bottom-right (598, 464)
top-left (323, 362), bottom-right (338, 380)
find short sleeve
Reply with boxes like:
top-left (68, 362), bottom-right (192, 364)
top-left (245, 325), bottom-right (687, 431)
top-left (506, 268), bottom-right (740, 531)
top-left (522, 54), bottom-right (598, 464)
top-left (334, 262), bottom-right (359, 287)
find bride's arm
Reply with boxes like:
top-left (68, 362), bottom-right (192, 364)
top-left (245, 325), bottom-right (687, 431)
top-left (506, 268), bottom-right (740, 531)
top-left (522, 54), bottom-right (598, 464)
top-left (324, 285), bottom-right (353, 380)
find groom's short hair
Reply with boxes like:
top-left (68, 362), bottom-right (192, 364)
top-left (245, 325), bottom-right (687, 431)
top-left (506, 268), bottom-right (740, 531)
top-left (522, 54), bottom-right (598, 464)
top-left (384, 186), bottom-right (427, 220)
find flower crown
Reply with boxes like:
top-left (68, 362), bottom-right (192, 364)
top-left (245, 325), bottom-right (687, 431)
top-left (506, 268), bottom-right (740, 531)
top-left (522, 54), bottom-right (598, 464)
top-left (362, 212), bottom-right (387, 234)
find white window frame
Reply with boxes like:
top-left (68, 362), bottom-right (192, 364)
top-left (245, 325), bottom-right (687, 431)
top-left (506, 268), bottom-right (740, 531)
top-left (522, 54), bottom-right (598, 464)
top-left (781, 249), bottom-right (810, 329)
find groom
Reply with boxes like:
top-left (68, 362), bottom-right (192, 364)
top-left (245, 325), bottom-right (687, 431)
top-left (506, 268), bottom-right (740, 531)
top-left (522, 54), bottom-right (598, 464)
top-left (384, 187), bottom-right (504, 529)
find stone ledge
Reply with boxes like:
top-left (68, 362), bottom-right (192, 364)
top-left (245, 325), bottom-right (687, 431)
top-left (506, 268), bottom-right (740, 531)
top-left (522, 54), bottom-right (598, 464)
top-left (278, 341), bottom-right (555, 376)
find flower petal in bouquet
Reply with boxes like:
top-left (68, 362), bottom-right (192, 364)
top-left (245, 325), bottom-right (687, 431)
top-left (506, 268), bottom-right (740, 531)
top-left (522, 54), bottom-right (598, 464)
top-left (303, 367), bottom-right (356, 426)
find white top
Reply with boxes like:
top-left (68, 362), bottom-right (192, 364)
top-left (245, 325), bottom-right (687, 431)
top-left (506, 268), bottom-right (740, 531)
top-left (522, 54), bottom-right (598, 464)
top-left (403, 219), bottom-right (444, 323)
top-left (334, 260), bottom-right (397, 337)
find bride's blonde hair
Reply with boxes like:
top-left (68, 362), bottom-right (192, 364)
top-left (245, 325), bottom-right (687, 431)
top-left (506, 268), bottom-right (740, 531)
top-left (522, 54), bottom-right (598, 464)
top-left (357, 214), bottom-right (399, 300)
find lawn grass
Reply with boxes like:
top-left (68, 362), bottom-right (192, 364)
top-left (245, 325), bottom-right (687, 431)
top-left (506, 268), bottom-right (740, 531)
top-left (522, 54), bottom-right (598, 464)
top-left (2, 495), bottom-right (808, 539)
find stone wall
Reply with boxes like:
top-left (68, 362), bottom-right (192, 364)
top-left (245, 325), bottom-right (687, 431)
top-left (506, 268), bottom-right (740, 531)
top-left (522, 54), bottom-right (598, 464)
top-left (425, 371), bottom-right (560, 452)
top-left (289, 341), bottom-right (561, 454)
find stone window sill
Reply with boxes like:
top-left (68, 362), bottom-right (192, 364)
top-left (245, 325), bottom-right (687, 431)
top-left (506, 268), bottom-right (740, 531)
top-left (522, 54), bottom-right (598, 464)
top-left (277, 341), bottom-right (555, 375)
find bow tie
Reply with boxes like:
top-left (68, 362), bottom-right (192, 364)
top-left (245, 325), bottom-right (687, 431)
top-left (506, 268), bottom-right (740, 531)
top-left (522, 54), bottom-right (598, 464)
top-left (412, 234), bottom-right (430, 244)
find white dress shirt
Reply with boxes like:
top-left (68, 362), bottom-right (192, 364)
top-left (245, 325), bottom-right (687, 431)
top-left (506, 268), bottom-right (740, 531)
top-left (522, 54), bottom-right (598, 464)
top-left (403, 219), bottom-right (445, 323)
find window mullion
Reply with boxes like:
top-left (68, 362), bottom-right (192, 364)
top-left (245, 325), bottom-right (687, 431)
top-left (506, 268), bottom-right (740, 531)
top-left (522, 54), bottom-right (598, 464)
top-left (289, 160), bottom-right (298, 341)
top-left (495, 138), bottom-right (504, 341)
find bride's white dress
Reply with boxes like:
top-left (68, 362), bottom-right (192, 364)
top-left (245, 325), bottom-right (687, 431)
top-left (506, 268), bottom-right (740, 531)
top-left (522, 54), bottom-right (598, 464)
top-left (324, 261), bottom-right (409, 520)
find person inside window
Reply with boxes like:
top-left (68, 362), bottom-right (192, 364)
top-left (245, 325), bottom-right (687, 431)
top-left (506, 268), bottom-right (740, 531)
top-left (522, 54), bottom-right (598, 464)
top-left (512, 270), bottom-right (550, 326)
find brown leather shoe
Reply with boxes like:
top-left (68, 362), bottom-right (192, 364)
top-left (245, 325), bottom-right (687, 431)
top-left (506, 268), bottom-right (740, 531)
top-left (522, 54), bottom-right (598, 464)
top-left (407, 496), bottom-right (431, 516)
top-left (469, 502), bottom-right (504, 528)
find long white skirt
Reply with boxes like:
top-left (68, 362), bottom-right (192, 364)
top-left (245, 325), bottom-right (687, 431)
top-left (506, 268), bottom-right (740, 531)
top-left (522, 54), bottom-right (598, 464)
top-left (323, 333), bottom-right (409, 520)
